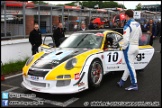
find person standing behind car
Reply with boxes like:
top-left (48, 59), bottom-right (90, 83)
top-left (80, 23), bottom-right (87, 31)
top-left (53, 23), bottom-right (65, 47)
top-left (146, 19), bottom-right (156, 46)
top-left (29, 23), bottom-right (42, 55)
top-left (88, 19), bottom-right (95, 29)
top-left (156, 21), bottom-right (161, 37)
top-left (117, 9), bottom-right (142, 91)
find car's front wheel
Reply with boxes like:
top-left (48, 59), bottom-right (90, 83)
top-left (88, 59), bottom-right (103, 88)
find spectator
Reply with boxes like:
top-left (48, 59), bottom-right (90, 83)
top-left (29, 23), bottom-right (42, 55)
top-left (109, 20), bottom-right (113, 28)
top-left (73, 23), bottom-right (78, 31)
top-left (146, 19), bottom-right (157, 46)
top-left (157, 21), bottom-right (161, 37)
top-left (141, 21), bottom-right (148, 32)
top-left (52, 24), bottom-right (57, 33)
top-left (88, 19), bottom-right (95, 29)
top-left (80, 23), bottom-right (87, 31)
top-left (53, 23), bottom-right (65, 47)
top-left (113, 22), bottom-right (118, 28)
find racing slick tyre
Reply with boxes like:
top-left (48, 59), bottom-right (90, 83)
top-left (88, 59), bottom-right (103, 88)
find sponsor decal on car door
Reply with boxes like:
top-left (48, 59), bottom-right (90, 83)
top-left (104, 51), bottom-right (123, 71)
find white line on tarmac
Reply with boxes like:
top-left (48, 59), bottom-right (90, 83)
top-left (62, 97), bottom-right (80, 107)
top-left (5, 73), bottom-right (22, 80)
top-left (1, 84), bottom-right (18, 88)
top-left (3, 87), bottom-right (19, 92)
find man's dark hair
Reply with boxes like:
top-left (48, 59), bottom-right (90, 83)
top-left (125, 9), bottom-right (133, 18)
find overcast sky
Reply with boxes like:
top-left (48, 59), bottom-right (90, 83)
top-left (43, 1), bottom-right (161, 9)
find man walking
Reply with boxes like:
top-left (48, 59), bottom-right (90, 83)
top-left (29, 23), bottom-right (42, 55)
top-left (117, 10), bottom-right (142, 91)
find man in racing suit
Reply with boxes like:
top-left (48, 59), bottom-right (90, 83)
top-left (117, 10), bottom-right (142, 91)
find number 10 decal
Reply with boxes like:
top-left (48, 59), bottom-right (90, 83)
top-left (107, 52), bottom-right (119, 62)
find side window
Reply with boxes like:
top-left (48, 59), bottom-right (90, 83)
top-left (107, 33), bottom-right (117, 45)
top-left (115, 33), bottom-right (123, 42)
top-left (106, 33), bottom-right (121, 49)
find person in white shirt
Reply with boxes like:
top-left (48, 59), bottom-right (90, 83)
top-left (74, 23), bottom-right (78, 31)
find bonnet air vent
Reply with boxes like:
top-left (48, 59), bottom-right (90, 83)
top-left (55, 52), bottom-right (63, 55)
top-left (74, 51), bottom-right (79, 54)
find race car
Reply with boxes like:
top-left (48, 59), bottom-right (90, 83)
top-left (21, 29), bottom-right (154, 94)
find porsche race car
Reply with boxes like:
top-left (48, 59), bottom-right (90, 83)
top-left (21, 30), bottom-right (154, 94)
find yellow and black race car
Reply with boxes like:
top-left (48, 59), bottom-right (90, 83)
top-left (22, 30), bottom-right (154, 94)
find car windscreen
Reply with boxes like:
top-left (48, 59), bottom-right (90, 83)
top-left (59, 33), bottom-right (103, 48)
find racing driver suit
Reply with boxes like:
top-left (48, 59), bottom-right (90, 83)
top-left (117, 18), bottom-right (142, 90)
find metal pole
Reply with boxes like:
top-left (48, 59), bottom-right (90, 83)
top-left (79, 9), bottom-right (81, 29)
top-left (38, 5), bottom-right (40, 27)
top-left (50, 6), bottom-right (52, 33)
top-left (68, 9), bottom-right (69, 31)
top-left (62, 6), bottom-right (64, 28)
top-left (89, 10), bottom-right (91, 24)
top-left (4, 1), bottom-right (6, 37)
top-left (23, 3), bottom-right (26, 38)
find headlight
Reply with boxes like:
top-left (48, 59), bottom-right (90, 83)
top-left (26, 56), bottom-right (34, 66)
top-left (65, 58), bottom-right (77, 70)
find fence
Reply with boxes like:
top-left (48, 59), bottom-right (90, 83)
top-left (1, 1), bottom-right (118, 40)
top-left (2, 1), bottom-right (160, 40)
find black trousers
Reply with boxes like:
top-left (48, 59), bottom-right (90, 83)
top-left (54, 39), bottom-right (60, 47)
top-left (149, 35), bottom-right (154, 46)
top-left (32, 45), bottom-right (39, 55)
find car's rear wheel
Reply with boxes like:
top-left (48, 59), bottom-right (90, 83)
top-left (88, 59), bottom-right (103, 88)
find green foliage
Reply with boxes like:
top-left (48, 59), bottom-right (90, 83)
top-left (1, 57), bottom-right (29, 75)
top-left (135, 3), bottom-right (142, 10)
top-left (55, 1), bottom-right (127, 9)
top-left (31, 1), bottom-right (48, 5)
top-left (57, 4), bottom-right (64, 6)
top-left (65, 2), bottom-right (76, 6)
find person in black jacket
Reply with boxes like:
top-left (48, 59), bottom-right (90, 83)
top-left (29, 23), bottom-right (42, 55)
top-left (53, 23), bottom-right (65, 47)
top-left (88, 19), bottom-right (95, 30)
top-left (146, 19), bottom-right (157, 46)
